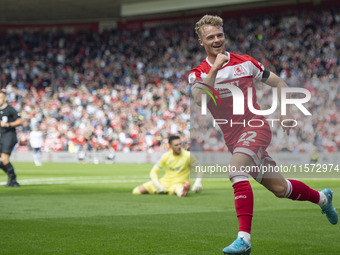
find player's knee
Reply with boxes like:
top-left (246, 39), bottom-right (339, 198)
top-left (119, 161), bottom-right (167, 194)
top-left (132, 187), bottom-right (142, 195)
top-left (228, 171), bottom-right (248, 185)
top-left (1, 158), bottom-right (9, 165)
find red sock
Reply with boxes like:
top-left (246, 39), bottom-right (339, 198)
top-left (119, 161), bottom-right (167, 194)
top-left (287, 179), bottom-right (320, 204)
top-left (232, 181), bottom-right (253, 234)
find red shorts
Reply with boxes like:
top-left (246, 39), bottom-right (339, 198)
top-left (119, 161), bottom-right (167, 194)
top-left (227, 124), bottom-right (276, 183)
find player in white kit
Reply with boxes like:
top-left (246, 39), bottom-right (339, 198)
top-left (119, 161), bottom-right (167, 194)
top-left (29, 125), bottom-right (44, 166)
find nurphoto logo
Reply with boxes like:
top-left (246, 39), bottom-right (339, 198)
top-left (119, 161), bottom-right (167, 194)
top-left (199, 81), bottom-right (311, 116)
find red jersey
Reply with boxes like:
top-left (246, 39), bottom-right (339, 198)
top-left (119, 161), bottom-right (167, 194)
top-left (189, 52), bottom-right (269, 145)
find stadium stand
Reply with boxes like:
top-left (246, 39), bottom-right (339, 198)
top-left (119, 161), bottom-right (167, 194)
top-left (0, 7), bottom-right (339, 153)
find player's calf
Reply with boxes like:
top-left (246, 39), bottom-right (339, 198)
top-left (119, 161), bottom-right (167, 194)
top-left (260, 166), bottom-right (288, 198)
top-left (0, 162), bottom-right (6, 173)
top-left (4, 162), bottom-right (20, 188)
top-left (266, 181), bottom-right (287, 198)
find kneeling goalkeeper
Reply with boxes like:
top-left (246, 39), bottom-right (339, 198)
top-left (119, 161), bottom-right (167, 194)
top-left (132, 135), bottom-right (202, 197)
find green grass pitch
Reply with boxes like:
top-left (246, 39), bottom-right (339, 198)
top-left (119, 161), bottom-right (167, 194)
top-left (1, 162), bottom-right (339, 254)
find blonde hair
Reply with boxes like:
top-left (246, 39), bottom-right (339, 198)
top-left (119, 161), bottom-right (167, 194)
top-left (195, 15), bottom-right (223, 37)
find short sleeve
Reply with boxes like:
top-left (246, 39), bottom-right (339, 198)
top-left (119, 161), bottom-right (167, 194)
top-left (245, 55), bottom-right (265, 81)
top-left (188, 69), bottom-right (203, 88)
top-left (10, 107), bottom-right (20, 121)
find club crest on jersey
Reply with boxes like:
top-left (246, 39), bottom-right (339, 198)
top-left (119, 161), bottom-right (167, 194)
top-left (233, 65), bottom-right (245, 76)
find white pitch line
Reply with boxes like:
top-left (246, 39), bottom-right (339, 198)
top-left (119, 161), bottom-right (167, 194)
top-left (1, 176), bottom-right (339, 186)
top-left (17, 176), bottom-right (114, 182)
top-left (0, 176), bottom-right (150, 186)
top-left (0, 179), bottom-right (150, 185)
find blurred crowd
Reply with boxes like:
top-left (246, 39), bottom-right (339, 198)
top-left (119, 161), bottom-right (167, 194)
top-left (0, 7), bottom-right (339, 153)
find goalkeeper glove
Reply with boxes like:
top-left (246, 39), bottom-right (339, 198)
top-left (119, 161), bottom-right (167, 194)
top-left (153, 180), bottom-right (167, 194)
top-left (192, 178), bottom-right (202, 193)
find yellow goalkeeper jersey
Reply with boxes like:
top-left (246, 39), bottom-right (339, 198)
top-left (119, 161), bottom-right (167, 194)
top-left (150, 149), bottom-right (197, 186)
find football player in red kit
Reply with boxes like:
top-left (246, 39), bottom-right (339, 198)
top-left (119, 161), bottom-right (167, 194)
top-left (189, 15), bottom-right (338, 254)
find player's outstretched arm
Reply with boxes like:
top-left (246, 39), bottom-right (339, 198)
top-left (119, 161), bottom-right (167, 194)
top-left (263, 72), bottom-right (295, 135)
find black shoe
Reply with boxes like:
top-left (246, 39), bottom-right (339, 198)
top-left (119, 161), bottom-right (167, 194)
top-left (6, 178), bottom-right (20, 187)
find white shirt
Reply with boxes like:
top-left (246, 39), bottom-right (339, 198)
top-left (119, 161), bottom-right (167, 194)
top-left (30, 130), bottom-right (44, 148)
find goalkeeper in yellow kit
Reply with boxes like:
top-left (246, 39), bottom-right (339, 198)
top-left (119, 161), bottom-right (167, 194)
top-left (132, 135), bottom-right (202, 197)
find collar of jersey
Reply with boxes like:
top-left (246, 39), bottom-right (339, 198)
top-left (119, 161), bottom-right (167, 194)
top-left (205, 51), bottom-right (230, 68)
